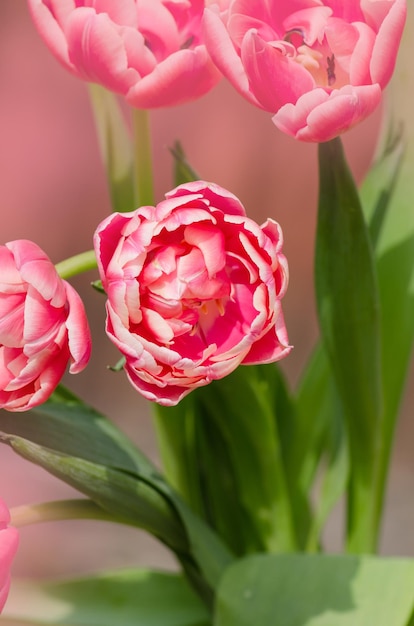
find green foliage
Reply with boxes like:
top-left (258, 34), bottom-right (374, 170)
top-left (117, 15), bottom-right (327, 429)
top-left (2, 569), bottom-right (210, 626)
top-left (170, 141), bottom-right (199, 185)
top-left (157, 364), bottom-right (298, 556)
top-left (214, 553), bottom-right (414, 626)
top-left (0, 389), bottom-right (233, 604)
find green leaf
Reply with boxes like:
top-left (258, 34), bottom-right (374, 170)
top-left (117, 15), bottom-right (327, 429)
top-left (0, 391), bottom-right (233, 598)
top-left (193, 365), bottom-right (297, 554)
top-left (157, 365), bottom-right (298, 556)
top-left (170, 141), bottom-right (199, 186)
top-left (2, 569), bottom-right (210, 626)
top-left (0, 390), bottom-right (157, 477)
top-left (294, 127), bottom-right (408, 552)
top-left (0, 433), bottom-right (189, 554)
top-left (360, 123), bottom-right (405, 248)
top-left (214, 553), bottom-right (414, 626)
top-left (315, 137), bottom-right (382, 552)
top-left (88, 84), bottom-right (135, 212)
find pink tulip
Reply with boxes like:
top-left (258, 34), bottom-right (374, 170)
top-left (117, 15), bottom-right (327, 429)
top-left (0, 240), bottom-right (91, 412)
top-left (204, 0), bottom-right (406, 142)
top-left (0, 499), bottom-right (18, 614)
top-left (27, 0), bottom-right (222, 108)
top-left (94, 181), bottom-right (291, 406)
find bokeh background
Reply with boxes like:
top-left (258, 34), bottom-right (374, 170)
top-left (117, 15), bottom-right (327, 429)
top-left (0, 0), bottom-right (413, 589)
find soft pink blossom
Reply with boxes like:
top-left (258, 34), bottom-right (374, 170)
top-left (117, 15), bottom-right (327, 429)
top-left (0, 499), bottom-right (18, 614)
top-left (94, 181), bottom-right (291, 406)
top-left (0, 240), bottom-right (91, 411)
top-left (27, 0), bottom-right (222, 108)
top-left (204, 0), bottom-right (406, 142)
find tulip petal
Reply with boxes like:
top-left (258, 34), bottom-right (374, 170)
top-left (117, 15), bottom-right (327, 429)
top-left (273, 84), bottom-right (381, 142)
top-left (369, 0), bottom-right (407, 87)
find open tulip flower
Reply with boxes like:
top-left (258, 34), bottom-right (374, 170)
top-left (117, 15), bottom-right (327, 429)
top-left (27, 0), bottom-right (222, 108)
top-left (204, 0), bottom-right (407, 141)
top-left (94, 181), bottom-right (291, 406)
top-left (0, 500), bottom-right (18, 614)
top-left (0, 240), bottom-right (91, 411)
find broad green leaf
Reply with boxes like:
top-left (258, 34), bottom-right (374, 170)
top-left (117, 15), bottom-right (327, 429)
top-left (0, 391), bottom-right (233, 596)
top-left (0, 433), bottom-right (188, 554)
top-left (359, 19), bottom-right (414, 526)
top-left (0, 391), bottom-right (157, 477)
top-left (88, 84), bottom-right (135, 212)
top-left (2, 569), bottom-right (210, 626)
top-left (214, 553), bottom-right (414, 626)
top-left (194, 365), bottom-right (297, 554)
top-left (315, 137), bottom-right (382, 552)
top-left (157, 365), bottom-right (297, 556)
top-left (294, 124), bottom-right (407, 552)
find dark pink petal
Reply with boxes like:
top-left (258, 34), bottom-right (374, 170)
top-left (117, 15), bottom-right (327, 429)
top-left (242, 312), bottom-right (292, 364)
top-left (283, 7), bottom-right (332, 46)
top-left (166, 181), bottom-right (247, 217)
top-left (64, 282), bottom-right (91, 373)
top-left (125, 365), bottom-right (194, 406)
top-left (241, 31), bottom-right (315, 112)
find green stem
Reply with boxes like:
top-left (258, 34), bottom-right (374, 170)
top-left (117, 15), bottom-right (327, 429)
top-left (10, 499), bottom-right (116, 528)
top-left (55, 250), bottom-right (97, 279)
top-left (132, 108), bottom-right (154, 207)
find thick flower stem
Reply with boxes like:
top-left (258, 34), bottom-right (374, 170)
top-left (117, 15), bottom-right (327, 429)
top-left (132, 108), bottom-right (154, 207)
top-left (55, 250), bottom-right (97, 279)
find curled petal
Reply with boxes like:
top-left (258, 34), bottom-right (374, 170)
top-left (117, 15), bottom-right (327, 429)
top-left (126, 47), bottom-right (221, 108)
top-left (369, 0), bottom-right (407, 87)
top-left (272, 84), bottom-right (381, 142)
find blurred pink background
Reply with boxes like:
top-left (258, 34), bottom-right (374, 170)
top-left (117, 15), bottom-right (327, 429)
top-left (0, 0), bottom-right (413, 591)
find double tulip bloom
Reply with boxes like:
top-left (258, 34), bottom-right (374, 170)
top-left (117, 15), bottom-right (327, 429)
top-left (94, 181), bottom-right (291, 406)
top-left (0, 240), bottom-right (91, 411)
top-left (0, 500), bottom-right (18, 614)
top-left (204, 0), bottom-right (407, 141)
top-left (28, 0), bottom-right (406, 142)
top-left (27, 0), bottom-right (221, 108)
